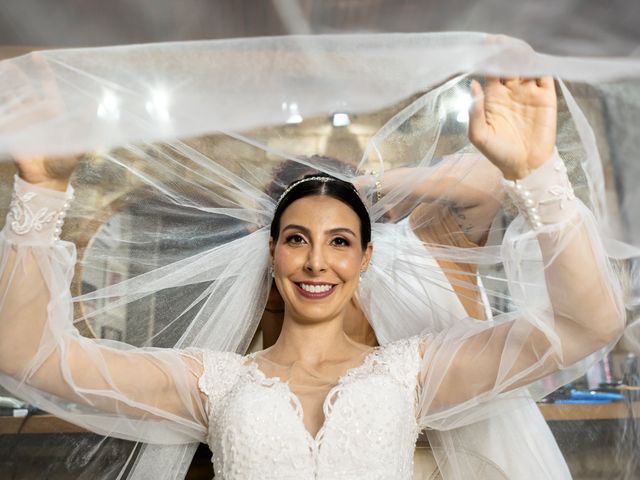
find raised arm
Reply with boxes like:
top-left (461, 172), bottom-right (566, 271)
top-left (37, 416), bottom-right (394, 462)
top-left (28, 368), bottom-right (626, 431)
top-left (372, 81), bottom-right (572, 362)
top-left (0, 158), bottom-right (209, 444)
top-left (415, 77), bottom-right (626, 428)
top-left (379, 152), bottom-right (504, 246)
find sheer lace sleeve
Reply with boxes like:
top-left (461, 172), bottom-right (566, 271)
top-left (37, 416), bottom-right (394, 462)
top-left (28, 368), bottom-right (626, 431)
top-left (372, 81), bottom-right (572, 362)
top-left (414, 150), bottom-right (626, 430)
top-left (0, 175), bottom-right (209, 444)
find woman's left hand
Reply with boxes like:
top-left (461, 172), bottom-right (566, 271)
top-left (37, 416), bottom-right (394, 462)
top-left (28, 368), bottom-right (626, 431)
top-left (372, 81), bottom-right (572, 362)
top-left (4, 54), bottom-right (82, 191)
top-left (468, 77), bottom-right (557, 180)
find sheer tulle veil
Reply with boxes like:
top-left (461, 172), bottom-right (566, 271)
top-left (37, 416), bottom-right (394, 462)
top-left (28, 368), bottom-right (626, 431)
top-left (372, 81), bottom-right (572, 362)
top-left (1, 32), bottom-right (639, 479)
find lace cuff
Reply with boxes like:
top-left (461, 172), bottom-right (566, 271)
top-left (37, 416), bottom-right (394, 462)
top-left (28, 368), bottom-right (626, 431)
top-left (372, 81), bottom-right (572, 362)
top-left (4, 175), bottom-right (74, 245)
top-left (501, 149), bottom-right (577, 230)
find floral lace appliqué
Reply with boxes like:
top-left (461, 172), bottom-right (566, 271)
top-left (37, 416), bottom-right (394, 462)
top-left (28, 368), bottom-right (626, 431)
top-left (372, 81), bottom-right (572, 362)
top-left (199, 338), bottom-right (423, 479)
top-left (8, 177), bottom-right (73, 241)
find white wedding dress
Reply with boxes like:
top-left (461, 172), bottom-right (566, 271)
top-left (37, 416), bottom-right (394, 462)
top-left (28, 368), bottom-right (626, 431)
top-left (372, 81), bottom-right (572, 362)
top-left (0, 150), bottom-right (625, 479)
top-left (200, 340), bottom-right (421, 479)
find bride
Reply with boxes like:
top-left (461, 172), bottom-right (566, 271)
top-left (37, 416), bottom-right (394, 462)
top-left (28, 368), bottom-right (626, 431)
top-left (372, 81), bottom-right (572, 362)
top-left (0, 74), bottom-right (625, 479)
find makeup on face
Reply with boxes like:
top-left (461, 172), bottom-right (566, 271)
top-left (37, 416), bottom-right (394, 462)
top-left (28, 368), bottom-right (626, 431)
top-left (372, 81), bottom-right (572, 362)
top-left (272, 196), bottom-right (370, 321)
top-left (294, 281), bottom-right (337, 299)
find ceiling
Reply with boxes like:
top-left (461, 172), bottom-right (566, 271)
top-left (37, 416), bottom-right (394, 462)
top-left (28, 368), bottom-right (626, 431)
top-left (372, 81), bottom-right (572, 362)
top-left (0, 0), bottom-right (638, 56)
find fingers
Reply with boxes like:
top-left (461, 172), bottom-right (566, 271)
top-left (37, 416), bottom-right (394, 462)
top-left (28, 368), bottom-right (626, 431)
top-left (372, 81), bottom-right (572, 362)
top-left (503, 77), bottom-right (522, 88)
top-left (484, 76), bottom-right (504, 90)
top-left (32, 53), bottom-right (61, 99)
top-left (0, 61), bottom-right (41, 133)
top-left (536, 76), bottom-right (555, 91)
top-left (30, 53), bottom-right (65, 115)
top-left (486, 75), bottom-right (554, 91)
top-left (468, 79), bottom-right (488, 148)
top-left (484, 76), bottom-right (522, 88)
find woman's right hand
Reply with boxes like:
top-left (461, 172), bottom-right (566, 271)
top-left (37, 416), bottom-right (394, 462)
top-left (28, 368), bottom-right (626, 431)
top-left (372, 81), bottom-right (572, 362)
top-left (4, 53), bottom-right (81, 191)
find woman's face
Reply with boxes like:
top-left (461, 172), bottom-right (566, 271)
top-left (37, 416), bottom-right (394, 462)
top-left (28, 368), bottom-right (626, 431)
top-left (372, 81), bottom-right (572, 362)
top-left (270, 195), bottom-right (372, 325)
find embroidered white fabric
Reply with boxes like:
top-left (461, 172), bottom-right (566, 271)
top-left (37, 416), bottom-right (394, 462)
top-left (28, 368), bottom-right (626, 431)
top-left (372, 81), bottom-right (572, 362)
top-left (501, 149), bottom-right (577, 230)
top-left (6, 175), bottom-right (74, 244)
top-left (199, 340), bottom-right (421, 479)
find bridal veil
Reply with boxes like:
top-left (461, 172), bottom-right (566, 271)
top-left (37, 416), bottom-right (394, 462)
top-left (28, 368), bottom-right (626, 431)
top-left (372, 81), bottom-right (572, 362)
top-left (0, 33), bottom-right (639, 479)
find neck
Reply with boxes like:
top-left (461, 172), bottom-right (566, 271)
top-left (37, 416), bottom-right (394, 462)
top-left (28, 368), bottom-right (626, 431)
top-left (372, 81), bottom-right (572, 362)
top-left (269, 310), bottom-right (357, 365)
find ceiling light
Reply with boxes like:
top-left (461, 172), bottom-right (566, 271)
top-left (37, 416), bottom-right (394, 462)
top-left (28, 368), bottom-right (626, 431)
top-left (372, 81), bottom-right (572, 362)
top-left (283, 101), bottom-right (303, 124)
top-left (331, 112), bottom-right (350, 127)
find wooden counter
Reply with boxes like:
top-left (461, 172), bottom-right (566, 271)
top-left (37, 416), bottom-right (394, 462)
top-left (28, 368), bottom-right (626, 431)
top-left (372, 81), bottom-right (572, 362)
top-left (0, 414), bottom-right (85, 435)
top-left (538, 401), bottom-right (640, 421)
top-left (1, 402), bottom-right (639, 435)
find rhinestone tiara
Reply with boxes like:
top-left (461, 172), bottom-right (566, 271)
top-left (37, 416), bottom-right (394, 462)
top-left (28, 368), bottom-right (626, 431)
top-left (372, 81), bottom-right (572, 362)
top-left (274, 176), bottom-right (360, 210)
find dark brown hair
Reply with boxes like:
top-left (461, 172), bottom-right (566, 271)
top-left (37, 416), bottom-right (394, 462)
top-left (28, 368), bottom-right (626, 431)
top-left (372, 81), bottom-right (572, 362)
top-left (270, 173), bottom-right (371, 250)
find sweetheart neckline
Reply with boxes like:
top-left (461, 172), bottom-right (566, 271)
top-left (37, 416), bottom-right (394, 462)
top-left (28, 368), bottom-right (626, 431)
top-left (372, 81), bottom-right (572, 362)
top-left (243, 347), bottom-right (381, 449)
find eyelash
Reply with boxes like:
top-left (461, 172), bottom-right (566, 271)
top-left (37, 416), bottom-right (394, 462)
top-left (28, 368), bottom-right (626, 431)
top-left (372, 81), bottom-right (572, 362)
top-left (285, 234), bottom-right (306, 245)
top-left (331, 237), bottom-right (350, 247)
top-left (284, 235), bottom-right (351, 247)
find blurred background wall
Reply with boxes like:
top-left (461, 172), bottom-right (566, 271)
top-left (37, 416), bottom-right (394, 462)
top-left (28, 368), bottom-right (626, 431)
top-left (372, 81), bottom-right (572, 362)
top-left (0, 0), bottom-right (638, 55)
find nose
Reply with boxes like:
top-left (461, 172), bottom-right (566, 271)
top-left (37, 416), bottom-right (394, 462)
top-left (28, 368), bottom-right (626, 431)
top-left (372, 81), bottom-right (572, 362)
top-left (304, 243), bottom-right (328, 274)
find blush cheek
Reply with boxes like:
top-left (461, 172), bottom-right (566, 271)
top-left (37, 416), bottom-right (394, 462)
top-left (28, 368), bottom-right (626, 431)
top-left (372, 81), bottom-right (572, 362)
top-left (274, 246), bottom-right (303, 277)
top-left (332, 255), bottom-right (362, 283)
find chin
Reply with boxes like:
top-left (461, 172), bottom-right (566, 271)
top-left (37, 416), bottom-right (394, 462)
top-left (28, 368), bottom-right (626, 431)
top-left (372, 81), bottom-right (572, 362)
top-left (286, 293), bottom-right (350, 324)
top-left (289, 303), bottom-right (343, 324)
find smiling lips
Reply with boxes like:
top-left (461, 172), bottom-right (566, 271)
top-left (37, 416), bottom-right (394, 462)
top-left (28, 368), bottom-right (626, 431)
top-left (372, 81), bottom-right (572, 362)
top-left (295, 282), bottom-right (337, 299)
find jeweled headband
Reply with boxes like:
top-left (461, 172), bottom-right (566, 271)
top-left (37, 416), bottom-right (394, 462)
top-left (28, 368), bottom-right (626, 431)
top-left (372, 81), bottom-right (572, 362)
top-left (274, 175), bottom-right (362, 210)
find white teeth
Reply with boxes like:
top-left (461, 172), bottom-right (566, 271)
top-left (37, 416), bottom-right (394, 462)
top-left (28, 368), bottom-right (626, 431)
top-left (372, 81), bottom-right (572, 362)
top-left (300, 283), bottom-right (332, 293)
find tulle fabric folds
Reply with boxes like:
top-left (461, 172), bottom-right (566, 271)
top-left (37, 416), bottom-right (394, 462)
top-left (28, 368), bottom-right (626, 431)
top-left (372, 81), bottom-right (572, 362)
top-left (0, 33), bottom-right (638, 479)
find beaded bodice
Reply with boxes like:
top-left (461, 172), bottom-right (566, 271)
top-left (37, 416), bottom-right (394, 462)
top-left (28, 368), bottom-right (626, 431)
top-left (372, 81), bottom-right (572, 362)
top-left (198, 338), bottom-right (422, 480)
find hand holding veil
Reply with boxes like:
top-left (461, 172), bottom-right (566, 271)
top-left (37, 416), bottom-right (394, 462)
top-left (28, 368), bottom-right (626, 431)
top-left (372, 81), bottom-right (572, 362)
top-left (0, 34), bottom-right (637, 479)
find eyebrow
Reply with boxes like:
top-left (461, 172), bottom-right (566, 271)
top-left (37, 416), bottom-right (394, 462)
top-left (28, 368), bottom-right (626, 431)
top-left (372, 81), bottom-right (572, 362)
top-left (282, 224), bottom-right (357, 237)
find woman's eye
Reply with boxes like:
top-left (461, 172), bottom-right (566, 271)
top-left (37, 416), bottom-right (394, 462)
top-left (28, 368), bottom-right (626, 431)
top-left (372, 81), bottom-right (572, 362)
top-left (285, 234), bottom-right (306, 245)
top-left (331, 237), bottom-right (350, 247)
